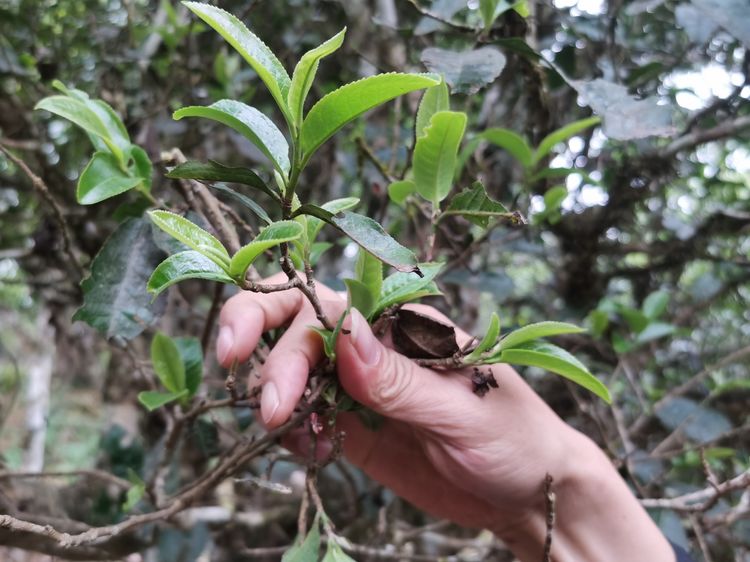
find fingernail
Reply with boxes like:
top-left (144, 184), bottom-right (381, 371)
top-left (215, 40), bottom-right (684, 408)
top-left (350, 309), bottom-right (381, 366)
top-left (261, 382), bottom-right (280, 425)
top-left (217, 325), bottom-right (233, 365)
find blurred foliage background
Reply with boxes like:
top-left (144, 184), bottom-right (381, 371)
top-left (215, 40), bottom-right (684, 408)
top-left (0, 0), bottom-right (749, 560)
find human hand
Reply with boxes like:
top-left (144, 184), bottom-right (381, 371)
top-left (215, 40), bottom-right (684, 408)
top-left (217, 274), bottom-right (675, 562)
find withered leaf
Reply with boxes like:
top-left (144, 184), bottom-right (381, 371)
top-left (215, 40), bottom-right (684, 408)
top-left (391, 309), bottom-right (460, 359)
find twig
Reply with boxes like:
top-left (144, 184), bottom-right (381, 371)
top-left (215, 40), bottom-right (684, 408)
top-left (403, 0), bottom-right (475, 32)
top-left (640, 469), bottom-right (750, 512)
top-left (658, 115), bottom-right (750, 159)
top-left (542, 473), bottom-right (555, 562)
top-left (0, 469), bottom-right (131, 490)
top-left (0, 143), bottom-right (83, 277)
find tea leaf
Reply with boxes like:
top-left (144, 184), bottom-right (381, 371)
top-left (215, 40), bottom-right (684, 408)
top-left (166, 160), bottom-right (280, 202)
top-left (147, 251), bottom-right (235, 296)
top-left (148, 210), bottom-right (230, 269)
top-left (151, 331), bottom-right (186, 394)
top-left (229, 220), bottom-right (303, 280)
top-left (498, 321), bottom-right (585, 351)
top-left (533, 116), bottom-right (600, 164)
top-left (77, 152), bottom-right (142, 205)
top-left (415, 79), bottom-right (449, 138)
top-left (413, 111), bottom-right (467, 205)
top-left (443, 181), bottom-right (513, 228)
top-left (300, 72), bottom-right (440, 161)
top-left (174, 100), bottom-right (290, 177)
top-left (138, 389), bottom-right (188, 412)
top-left (465, 312), bottom-right (501, 362)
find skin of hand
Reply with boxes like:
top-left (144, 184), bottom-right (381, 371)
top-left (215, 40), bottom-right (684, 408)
top-left (216, 273), bottom-right (676, 562)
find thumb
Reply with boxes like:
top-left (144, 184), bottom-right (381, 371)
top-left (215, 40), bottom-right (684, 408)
top-left (335, 308), bottom-right (475, 429)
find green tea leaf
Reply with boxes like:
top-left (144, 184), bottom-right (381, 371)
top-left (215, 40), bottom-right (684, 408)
top-left (309, 312), bottom-right (348, 361)
top-left (183, 2), bottom-right (292, 123)
top-left (138, 389), bottom-right (189, 411)
top-left (533, 116), bottom-right (600, 164)
top-left (281, 518), bottom-right (321, 562)
top-left (166, 160), bottom-right (280, 202)
top-left (322, 542), bottom-right (358, 562)
top-left (415, 79), bottom-right (449, 138)
top-left (288, 28), bottom-right (346, 127)
top-left (130, 145), bottom-right (153, 190)
top-left (174, 337), bottom-right (203, 397)
top-left (35, 95), bottom-right (128, 163)
top-left (635, 322), bottom-right (675, 344)
top-left (479, 0), bottom-right (525, 29)
top-left (174, 100), bottom-right (290, 177)
top-left (355, 248), bottom-right (383, 308)
top-left (421, 47), bottom-right (506, 95)
top-left (388, 179), bottom-right (416, 205)
top-left (74, 218), bottom-right (166, 340)
top-left (331, 211), bottom-right (419, 273)
top-left (499, 341), bottom-right (611, 403)
top-left (122, 469), bottom-right (145, 511)
top-left (344, 278), bottom-right (375, 319)
top-left (147, 251), bottom-right (235, 296)
top-left (77, 152), bottom-right (142, 205)
top-left (229, 220), bottom-right (303, 280)
top-left (374, 262), bottom-right (443, 315)
top-left (207, 183), bottom-right (273, 225)
top-left (413, 111), bottom-right (467, 204)
top-left (151, 331), bottom-right (186, 393)
top-left (300, 72), bottom-right (440, 161)
top-left (498, 321), bottom-right (585, 351)
top-left (479, 128), bottom-right (533, 169)
top-left (465, 312), bottom-right (501, 362)
top-left (642, 290), bottom-right (669, 319)
top-left (148, 210), bottom-right (230, 268)
top-left (443, 181), bottom-right (515, 228)
top-left (303, 197), bottom-right (360, 242)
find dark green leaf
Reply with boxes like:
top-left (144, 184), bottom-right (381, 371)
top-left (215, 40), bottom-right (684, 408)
top-left (288, 28), bottom-right (347, 127)
top-left (138, 389), bottom-right (188, 411)
top-left (300, 72), bottom-right (440, 161)
top-left (73, 218), bottom-right (166, 340)
top-left (174, 100), bottom-right (290, 177)
top-left (148, 210), bottom-right (230, 269)
top-left (499, 342), bottom-right (611, 403)
top-left (498, 321), bottom-right (585, 351)
top-left (151, 331), bottom-right (186, 393)
top-left (183, 2), bottom-right (292, 123)
top-left (147, 251), bottom-right (235, 297)
top-left (166, 160), bottom-right (280, 202)
top-left (77, 152), bottom-right (142, 205)
top-left (415, 80), bottom-right (450, 138)
top-left (421, 47), bottom-right (506, 95)
top-left (208, 183), bottom-right (273, 225)
top-left (443, 182), bottom-right (515, 228)
top-left (229, 220), bottom-right (303, 280)
top-left (413, 111), bottom-right (467, 205)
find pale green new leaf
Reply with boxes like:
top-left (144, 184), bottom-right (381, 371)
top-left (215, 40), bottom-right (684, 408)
top-left (174, 100), bottom-right (290, 177)
top-left (499, 341), bottom-right (611, 403)
top-left (374, 262), bottom-right (443, 315)
top-left (355, 248), bottom-right (383, 307)
top-left (415, 80), bottom-right (450, 138)
top-left (465, 312), bottom-right (501, 362)
top-left (309, 312), bottom-right (348, 361)
top-left (288, 28), bottom-right (346, 127)
top-left (344, 278), bottom-right (375, 319)
top-left (148, 210), bottom-right (230, 269)
top-left (281, 518), bottom-right (320, 562)
top-left (498, 321), bottom-right (585, 351)
top-left (174, 337), bottom-right (203, 398)
top-left (388, 179), bottom-right (416, 205)
top-left (35, 96), bottom-right (127, 163)
top-left (413, 111), bottom-right (467, 204)
top-left (642, 290), bottom-right (669, 319)
top-left (151, 331), bottom-right (186, 394)
top-left (183, 2), bottom-right (292, 123)
top-left (533, 116), bottom-right (600, 165)
top-left (300, 72), bottom-right (440, 161)
top-left (480, 128), bottom-right (533, 169)
top-left (322, 542), bottom-right (358, 562)
top-left (77, 152), bottom-right (142, 204)
top-left (229, 220), bottom-right (303, 280)
top-left (147, 251), bottom-right (235, 296)
top-left (138, 389), bottom-right (189, 412)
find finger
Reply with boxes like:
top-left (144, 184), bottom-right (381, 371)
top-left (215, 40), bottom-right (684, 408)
top-left (258, 298), bottom-right (346, 427)
top-left (335, 309), bottom-right (479, 434)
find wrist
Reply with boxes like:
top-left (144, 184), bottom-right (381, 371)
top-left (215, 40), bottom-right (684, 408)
top-left (495, 432), bottom-right (675, 562)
